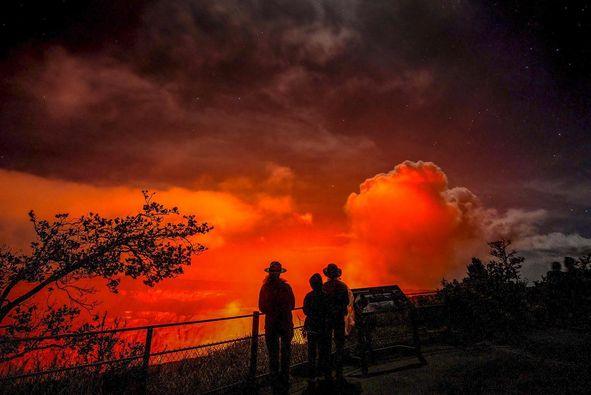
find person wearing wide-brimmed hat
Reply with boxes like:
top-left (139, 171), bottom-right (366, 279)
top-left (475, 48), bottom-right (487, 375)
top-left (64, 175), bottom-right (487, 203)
top-left (258, 261), bottom-right (295, 391)
top-left (321, 263), bottom-right (350, 382)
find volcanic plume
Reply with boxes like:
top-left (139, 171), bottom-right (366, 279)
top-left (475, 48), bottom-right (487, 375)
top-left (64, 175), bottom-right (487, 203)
top-left (344, 161), bottom-right (485, 289)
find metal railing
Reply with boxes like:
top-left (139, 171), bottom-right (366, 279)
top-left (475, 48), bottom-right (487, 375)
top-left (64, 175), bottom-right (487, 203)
top-left (0, 291), bottom-right (440, 393)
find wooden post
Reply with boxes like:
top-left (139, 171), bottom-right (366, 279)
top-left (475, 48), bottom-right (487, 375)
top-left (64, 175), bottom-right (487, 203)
top-left (248, 311), bottom-right (260, 384)
top-left (409, 307), bottom-right (426, 365)
top-left (359, 323), bottom-right (369, 376)
top-left (142, 327), bottom-right (153, 378)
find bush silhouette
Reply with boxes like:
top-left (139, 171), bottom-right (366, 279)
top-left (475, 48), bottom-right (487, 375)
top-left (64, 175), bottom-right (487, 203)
top-left (440, 240), bottom-right (529, 342)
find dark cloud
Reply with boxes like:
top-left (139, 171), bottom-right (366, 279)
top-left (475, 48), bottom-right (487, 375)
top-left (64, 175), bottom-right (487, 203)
top-left (1, 0), bottom-right (590, 233)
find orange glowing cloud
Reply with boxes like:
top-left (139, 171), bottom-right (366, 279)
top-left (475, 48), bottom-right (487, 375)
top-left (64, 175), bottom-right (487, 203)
top-left (344, 161), bottom-right (484, 289)
top-left (0, 168), bottom-right (336, 329)
top-left (1, 160), bottom-right (535, 332)
top-left (0, 169), bottom-right (306, 248)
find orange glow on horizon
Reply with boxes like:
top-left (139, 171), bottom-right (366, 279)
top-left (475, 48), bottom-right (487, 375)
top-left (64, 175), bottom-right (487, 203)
top-left (0, 161), bottom-right (487, 335)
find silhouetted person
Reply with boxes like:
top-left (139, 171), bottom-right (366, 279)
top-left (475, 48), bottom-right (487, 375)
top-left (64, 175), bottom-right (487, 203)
top-left (259, 261), bottom-right (295, 393)
top-left (322, 263), bottom-right (350, 382)
top-left (546, 261), bottom-right (568, 324)
top-left (547, 261), bottom-right (563, 284)
top-left (303, 273), bottom-right (327, 390)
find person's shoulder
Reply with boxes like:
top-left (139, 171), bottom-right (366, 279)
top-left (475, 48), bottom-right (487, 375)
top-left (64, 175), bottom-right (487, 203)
top-left (323, 279), bottom-right (342, 290)
top-left (260, 281), bottom-right (270, 290)
top-left (322, 278), bottom-right (336, 289)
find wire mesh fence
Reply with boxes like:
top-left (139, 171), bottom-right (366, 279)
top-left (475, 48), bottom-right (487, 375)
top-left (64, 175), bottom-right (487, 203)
top-left (147, 336), bottom-right (252, 393)
top-left (0, 291), bottom-right (443, 394)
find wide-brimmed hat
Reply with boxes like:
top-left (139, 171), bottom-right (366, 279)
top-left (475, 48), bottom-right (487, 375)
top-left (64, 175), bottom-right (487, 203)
top-left (323, 263), bottom-right (342, 278)
top-left (264, 261), bottom-right (286, 273)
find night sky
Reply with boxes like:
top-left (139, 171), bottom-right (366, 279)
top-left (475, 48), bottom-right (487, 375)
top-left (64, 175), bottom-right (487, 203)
top-left (1, 1), bottom-right (590, 320)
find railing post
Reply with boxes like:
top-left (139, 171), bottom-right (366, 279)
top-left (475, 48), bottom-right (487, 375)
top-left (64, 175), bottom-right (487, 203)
top-left (142, 327), bottom-right (153, 370)
top-left (248, 311), bottom-right (260, 384)
top-left (409, 307), bottom-right (426, 365)
top-left (142, 327), bottom-right (153, 386)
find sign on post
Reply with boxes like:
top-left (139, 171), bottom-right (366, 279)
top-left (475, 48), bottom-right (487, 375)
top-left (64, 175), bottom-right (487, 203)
top-left (351, 285), bottom-right (425, 375)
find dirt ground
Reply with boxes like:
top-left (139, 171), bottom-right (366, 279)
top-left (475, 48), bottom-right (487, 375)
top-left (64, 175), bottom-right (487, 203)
top-left (265, 328), bottom-right (591, 394)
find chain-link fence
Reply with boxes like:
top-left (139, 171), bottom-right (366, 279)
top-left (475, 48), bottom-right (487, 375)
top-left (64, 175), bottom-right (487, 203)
top-left (0, 310), bottom-right (308, 394)
top-left (0, 292), bottom-right (443, 394)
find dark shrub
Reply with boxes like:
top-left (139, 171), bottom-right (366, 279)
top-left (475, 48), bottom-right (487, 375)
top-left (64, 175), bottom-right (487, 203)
top-left (440, 240), bottom-right (529, 342)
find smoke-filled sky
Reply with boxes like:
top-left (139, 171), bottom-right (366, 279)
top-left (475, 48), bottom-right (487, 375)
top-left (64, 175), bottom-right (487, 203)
top-left (1, 1), bottom-right (591, 324)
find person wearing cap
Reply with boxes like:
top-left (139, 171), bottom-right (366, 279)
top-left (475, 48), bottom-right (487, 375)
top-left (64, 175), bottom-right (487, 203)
top-left (322, 263), bottom-right (350, 382)
top-left (258, 261), bottom-right (295, 391)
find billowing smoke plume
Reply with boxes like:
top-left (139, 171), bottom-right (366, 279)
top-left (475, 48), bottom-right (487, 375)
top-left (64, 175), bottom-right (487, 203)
top-left (344, 161), bottom-right (485, 289)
